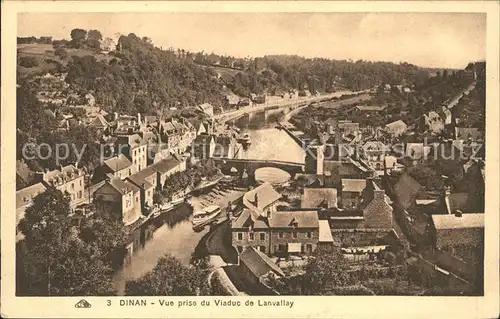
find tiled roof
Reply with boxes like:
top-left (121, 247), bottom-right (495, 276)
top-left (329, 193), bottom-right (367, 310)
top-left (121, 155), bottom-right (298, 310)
top-left (16, 182), bottom-right (47, 208)
top-left (385, 120), bottom-right (407, 130)
top-left (150, 157), bottom-right (182, 174)
top-left (104, 154), bottom-right (133, 172)
top-left (108, 178), bottom-right (140, 195)
top-left (243, 182), bottom-right (281, 217)
top-left (356, 105), bottom-right (387, 111)
top-left (239, 246), bottom-right (285, 278)
top-left (231, 209), bottom-right (269, 229)
top-left (318, 220), bottom-right (334, 242)
top-left (394, 173), bottom-right (422, 210)
top-left (342, 179), bottom-right (367, 193)
top-left (268, 211), bottom-right (319, 229)
top-left (44, 165), bottom-right (83, 185)
top-left (301, 188), bottom-right (337, 209)
top-left (432, 213), bottom-right (484, 230)
top-left (127, 166), bottom-right (156, 185)
top-left (88, 114), bottom-right (110, 128)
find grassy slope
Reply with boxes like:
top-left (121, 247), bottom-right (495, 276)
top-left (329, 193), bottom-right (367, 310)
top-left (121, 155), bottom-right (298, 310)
top-left (17, 43), bottom-right (114, 79)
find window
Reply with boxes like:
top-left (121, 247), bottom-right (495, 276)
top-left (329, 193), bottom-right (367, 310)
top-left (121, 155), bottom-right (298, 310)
top-left (307, 232), bottom-right (312, 239)
top-left (136, 196), bottom-right (139, 202)
top-left (260, 246), bottom-right (266, 253)
top-left (78, 191), bottom-right (82, 199)
top-left (80, 180), bottom-right (82, 187)
top-left (129, 169), bottom-right (132, 175)
top-left (134, 150), bottom-right (137, 156)
top-left (306, 244), bottom-right (313, 253)
top-left (237, 246), bottom-right (243, 253)
top-left (278, 232), bottom-right (284, 238)
top-left (259, 232), bottom-right (266, 241)
top-left (71, 183), bottom-right (74, 190)
top-left (237, 232), bottom-right (243, 241)
top-left (293, 232), bottom-right (298, 239)
top-left (249, 232), bottom-right (254, 240)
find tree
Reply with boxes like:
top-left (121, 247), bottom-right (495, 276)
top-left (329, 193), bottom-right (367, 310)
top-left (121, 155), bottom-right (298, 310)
top-left (54, 47), bottom-right (68, 59)
top-left (70, 28), bottom-right (87, 48)
top-left (125, 254), bottom-right (210, 295)
top-left (87, 29), bottom-right (103, 50)
top-left (17, 188), bottom-right (121, 296)
top-left (19, 56), bottom-right (39, 68)
top-left (302, 245), bottom-right (352, 295)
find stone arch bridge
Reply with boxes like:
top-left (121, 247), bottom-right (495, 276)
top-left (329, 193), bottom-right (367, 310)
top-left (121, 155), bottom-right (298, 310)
top-left (211, 158), bottom-right (305, 182)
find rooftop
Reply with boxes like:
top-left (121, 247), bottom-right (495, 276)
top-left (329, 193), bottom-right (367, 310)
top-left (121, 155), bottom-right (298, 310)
top-left (16, 182), bottom-right (47, 208)
top-left (318, 220), bottom-right (334, 243)
top-left (243, 182), bottom-right (281, 218)
top-left (104, 154), bottom-right (133, 172)
top-left (239, 246), bottom-right (285, 278)
top-left (432, 213), bottom-right (484, 230)
top-left (108, 178), bottom-right (140, 195)
top-left (394, 173), bottom-right (422, 210)
top-left (301, 188), bottom-right (337, 209)
top-left (268, 211), bottom-right (319, 229)
top-left (342, 179), bottom-right (367, 193)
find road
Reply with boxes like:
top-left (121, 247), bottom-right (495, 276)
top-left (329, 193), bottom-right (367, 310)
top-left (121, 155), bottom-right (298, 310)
top-left (216, 91), bottom-right (368, 122)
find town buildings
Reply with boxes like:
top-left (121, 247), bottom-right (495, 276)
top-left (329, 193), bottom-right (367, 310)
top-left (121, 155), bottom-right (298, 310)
top-left (231, 182), bottom-right (320, 257)
top-left (35, 164), bottom-right (86, 208)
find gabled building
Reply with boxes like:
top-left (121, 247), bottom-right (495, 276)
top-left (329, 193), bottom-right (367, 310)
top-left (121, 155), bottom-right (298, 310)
top-left (16, 182), bottom-right (48, 227)
top-left (393, 172), bottom-right (423, 210)
top-left (385, 120), bottom-right (407, 137)
top-left (340, 179), bottom-right (367, 209)
top-left (36, 164), bottom-right (85, 208)
top-left (115, 134), bottom-right (148, 172)
top-left (360, 141), bottom-right (389, 171)
top-left (93, 178), bottom-right (142, 226)
top-left (301, 188), bottom-right (337, 209)
top-left (197, 103), bottom-right (214, 117)
top-left (192, 134), bottom-right (216, 160)
top-left (92, 154), bottom-right (135, 183)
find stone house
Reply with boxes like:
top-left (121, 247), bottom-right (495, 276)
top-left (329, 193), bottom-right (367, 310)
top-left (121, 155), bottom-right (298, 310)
top-left (36, 164), bottom-right (85, 208)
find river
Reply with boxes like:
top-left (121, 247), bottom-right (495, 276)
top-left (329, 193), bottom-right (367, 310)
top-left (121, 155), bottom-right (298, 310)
top-left (113, 91), bottom-right (355, 293)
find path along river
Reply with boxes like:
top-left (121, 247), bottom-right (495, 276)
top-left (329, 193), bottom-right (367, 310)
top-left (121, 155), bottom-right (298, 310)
top-left (113, 90), bottom-right (356, 293)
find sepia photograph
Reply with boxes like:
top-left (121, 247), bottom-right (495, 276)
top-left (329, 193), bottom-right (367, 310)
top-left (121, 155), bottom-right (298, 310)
top-left (2, 2), bottom-right (499, 318)
top-left (13, 10), bottom-right (489, 297)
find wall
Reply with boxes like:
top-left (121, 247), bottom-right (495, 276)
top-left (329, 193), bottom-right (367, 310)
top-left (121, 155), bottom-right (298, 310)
top-left (269, 228), bottom-right (319, 256)
top-left (232, 229), bottom-right (270, 254)
top-left (362, 193), bottom-right (393, 229)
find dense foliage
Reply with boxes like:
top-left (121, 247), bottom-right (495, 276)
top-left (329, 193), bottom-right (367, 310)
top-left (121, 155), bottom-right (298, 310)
top-left (16, 188), bottom-right (128, 296)
top-left (125, 255), bottom-right (211, 295)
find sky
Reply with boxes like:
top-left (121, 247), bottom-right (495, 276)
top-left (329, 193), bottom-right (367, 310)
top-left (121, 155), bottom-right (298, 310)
top-left (18, 12), bottom-right (486, 69)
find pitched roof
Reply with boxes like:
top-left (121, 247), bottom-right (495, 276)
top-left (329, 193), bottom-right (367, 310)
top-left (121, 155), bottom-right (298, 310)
top-left (88, 114), bottom-right (110, 128)
top-left (104, 154), bottom-right (133, 172)
top-left (150, 157), bottom-right (182, 174)
top-left (243, 182), bottom-right (281, 217)
top-left (342, 179), bottom-right (367, 193)
top-left (385, 120), bottom-right (407, 130)
top-left (394, 173), bottom-right (422, 210)
top-left (356, 105), bottom-right (387, 111)
top-left (239, 246), bottom-right (285, 278)
top-left (432, 213), bottom-right (484, 230)
top-left (318, 220), bottom-right (334, 242)
top-left (301, 188), bottom-right (338, 209)
top-left (108, 178), bottom-right (140, 195)
top-left (268, 211), bottom-right (319, 229)
top-left (231, 209), bottom-right (269, 229)
top-left (16, 182), bottom-right (47, 208)
top-left (127, 166), bottom-right (157, 186)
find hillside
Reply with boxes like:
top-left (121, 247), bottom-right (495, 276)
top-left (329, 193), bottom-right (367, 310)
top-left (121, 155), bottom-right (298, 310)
top-left (17, 30), bottom-right (458, 117)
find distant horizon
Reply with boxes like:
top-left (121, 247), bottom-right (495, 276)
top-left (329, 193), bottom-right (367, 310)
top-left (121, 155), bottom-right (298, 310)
top-left (18, 12), bottom-right (486, 69)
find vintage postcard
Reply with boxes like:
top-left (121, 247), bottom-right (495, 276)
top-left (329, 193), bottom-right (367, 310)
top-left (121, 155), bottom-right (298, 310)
top-left (1, 1), bottom-right (499, 318)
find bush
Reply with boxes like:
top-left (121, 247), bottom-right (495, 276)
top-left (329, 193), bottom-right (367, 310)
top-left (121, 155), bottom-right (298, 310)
top-left (19, 56), bottom-right (39, 68)
top-left (54, 47), bottom-right (68, 59)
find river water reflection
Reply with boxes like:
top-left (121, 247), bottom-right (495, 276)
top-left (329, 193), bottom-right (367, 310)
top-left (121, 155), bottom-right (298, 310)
top-left (113, 105), bottom-right (312, 294)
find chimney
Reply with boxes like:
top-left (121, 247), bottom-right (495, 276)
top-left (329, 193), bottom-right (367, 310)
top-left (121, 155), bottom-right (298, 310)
top-left (374, 189), bottom-right (385, 201)
top-left (137, 113), bottom-right (142, 125)
top-left (114, 112), bottom-right (119, 121)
